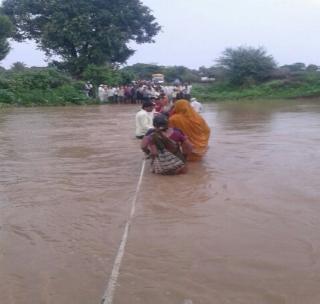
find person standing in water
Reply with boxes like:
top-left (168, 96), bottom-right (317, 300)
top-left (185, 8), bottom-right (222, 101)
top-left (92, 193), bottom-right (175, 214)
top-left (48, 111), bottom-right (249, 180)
top-left (141, 114), bottom-right (193, 175)
top-left (190, 97), bottom-right (203, 113)
top-left (135, 100), bottom-right (155, 139)
top-left (169, 99), bottom-right (210, 161)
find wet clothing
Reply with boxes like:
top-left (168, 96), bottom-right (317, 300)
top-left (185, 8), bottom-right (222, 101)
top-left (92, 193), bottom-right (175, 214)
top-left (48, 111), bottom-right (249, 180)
top-left (135, 109), bottom-right (154, 137)
top-left (144, 128), bottom-right (187, 175)
top-left (169, 99), bottom-right (210, 161)
top-left (144, 128), bottom-right (186, 149)
top-left (191, 100), bottom-right (203, 113)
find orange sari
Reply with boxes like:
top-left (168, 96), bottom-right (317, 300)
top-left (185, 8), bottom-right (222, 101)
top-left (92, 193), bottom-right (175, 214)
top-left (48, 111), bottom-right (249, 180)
top-left (169, 100), bottom-right (210, 161)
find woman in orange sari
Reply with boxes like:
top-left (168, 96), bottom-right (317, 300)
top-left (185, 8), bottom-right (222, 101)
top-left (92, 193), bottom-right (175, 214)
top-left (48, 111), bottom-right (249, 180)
top-left (169, 99), bottom-right (210, 161)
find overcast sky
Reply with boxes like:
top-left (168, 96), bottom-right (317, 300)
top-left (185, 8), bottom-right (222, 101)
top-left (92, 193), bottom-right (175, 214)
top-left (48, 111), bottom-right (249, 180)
top-left (1, 0), bottom-right (320, 69)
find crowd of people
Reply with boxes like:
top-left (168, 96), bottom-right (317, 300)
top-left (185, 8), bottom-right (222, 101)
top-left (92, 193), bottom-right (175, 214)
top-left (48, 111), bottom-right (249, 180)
top-left (97, 81), bottom-right (193, 104)
top-left (94, 79), bottom-right (208, 175)
top-left (135, 87), bottom-right (210, 175)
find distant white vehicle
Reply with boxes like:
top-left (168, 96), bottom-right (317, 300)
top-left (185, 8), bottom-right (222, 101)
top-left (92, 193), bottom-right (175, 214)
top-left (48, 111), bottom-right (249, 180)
top-left (201, 77), bottom-right (215, 82)
top-left (152, 73), bottom-right (165, 84)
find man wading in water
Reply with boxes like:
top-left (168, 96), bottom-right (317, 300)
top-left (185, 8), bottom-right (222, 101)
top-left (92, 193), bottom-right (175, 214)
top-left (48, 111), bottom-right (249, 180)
top-left (135, 100), bottom-right (155, 139)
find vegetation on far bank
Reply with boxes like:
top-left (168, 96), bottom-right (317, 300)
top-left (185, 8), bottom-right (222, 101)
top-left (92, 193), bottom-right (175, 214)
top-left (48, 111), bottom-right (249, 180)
top-left (192, 48), bottom-right (320, 101)
top-left (192, 75), bottom-right (320, 101)
top-left (1, 1), bottom-right (320, 106)
top-left (2, 60), bottom-right (320, 107)
top-left (0, 66), bottom-right (90, 106)
top-left (0, 63), bottom-right (137, 106)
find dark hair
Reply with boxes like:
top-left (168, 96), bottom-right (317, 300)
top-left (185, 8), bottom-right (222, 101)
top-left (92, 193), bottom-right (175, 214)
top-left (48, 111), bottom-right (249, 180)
top-left (176, 92), bottom-right (184, 100)
top-left (142, 100), bottom-right (154, 109)
top-left (153, 114), bottom-right (168, 129)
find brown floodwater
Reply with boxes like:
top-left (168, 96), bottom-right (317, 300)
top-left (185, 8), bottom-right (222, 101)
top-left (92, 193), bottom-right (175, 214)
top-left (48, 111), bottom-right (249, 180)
top-left (1, 100), bottom-right (320, 304)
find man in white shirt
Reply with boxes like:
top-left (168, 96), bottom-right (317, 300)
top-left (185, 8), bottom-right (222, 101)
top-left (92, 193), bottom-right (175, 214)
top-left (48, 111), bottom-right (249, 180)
top-left (190, 97), bottom-right (203, 113)
top-left (135, 100), bottom-right (155, 139)
top-left (107, 87), bottom-right (115, 103)
top-left (98, 84), bottom-right (105, 102)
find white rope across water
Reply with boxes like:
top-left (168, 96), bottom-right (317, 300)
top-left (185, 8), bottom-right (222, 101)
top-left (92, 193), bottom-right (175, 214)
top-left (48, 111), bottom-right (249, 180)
top-left (100, 159), bottom-right (146, 304)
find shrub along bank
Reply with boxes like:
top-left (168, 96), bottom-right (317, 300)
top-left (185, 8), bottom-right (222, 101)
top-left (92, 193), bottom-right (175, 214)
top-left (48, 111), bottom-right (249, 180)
top-left (192, 73), bottom-right (320, 101)
top-left (0, 68), bottom-right (92, 107)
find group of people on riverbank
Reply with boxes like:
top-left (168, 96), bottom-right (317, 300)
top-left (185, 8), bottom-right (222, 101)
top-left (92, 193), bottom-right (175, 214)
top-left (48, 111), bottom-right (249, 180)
top-left (135, 92), bottom-right (210, 175)
top-left (97, 81), bottom-right (193, 104)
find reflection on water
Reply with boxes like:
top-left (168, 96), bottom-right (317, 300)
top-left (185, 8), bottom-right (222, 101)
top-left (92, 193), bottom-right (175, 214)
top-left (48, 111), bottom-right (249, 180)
top-left (1, 100), bottom-right (320, 304)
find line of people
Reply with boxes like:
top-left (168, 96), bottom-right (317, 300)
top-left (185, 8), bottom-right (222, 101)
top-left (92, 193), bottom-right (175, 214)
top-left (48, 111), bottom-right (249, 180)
top-left (97, 81), bottom-right (193, 105)
top-left (136, 93), bottom-right (210, 175)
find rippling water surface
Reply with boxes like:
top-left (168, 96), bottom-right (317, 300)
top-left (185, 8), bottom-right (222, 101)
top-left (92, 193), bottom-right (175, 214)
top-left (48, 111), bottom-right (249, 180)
top-left (1, 100), bottom-right (320, 304)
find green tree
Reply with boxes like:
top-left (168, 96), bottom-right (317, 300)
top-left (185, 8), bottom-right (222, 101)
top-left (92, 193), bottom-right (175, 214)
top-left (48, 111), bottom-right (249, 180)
top-left (82, 64), bottom-right (134, 97)
top-left (198, 65), bottom-right (226, 83)
top-left (10, 61), bottom-right (27, 72)
top-left (122, 63), bottom-right (164, 80)
top-left (83, 64), bottom-right (121, 89)
top-left (2, 0), bottom-right (160, 77)
top-left (217, 46), bottom-right (276, 86)
top-left (0, 13), bottom-right (13, 61)
top-left (122, 64), bottom-right (200, 83)
top-left (163, 66), bottom-right (199, 83)
top-left (282, 62), bottom-right (306, 72)
top-left (306, 64), bottom-right (319, 72)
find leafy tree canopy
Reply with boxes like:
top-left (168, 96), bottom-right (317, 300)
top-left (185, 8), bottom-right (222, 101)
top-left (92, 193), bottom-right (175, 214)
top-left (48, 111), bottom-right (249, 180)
top-left (10, 61), bottom-right (27, 72)
top-left (163, 66), bottom-right (199, 83)
top-left (281, 62), bottom-right (306, 72)
top-left (306, 64), bottom-right (319, 72)
top-left (0, 13), bottom-right (13, 61)
top-left (83, 64), bottom-right (134, 88)
top-left (2, 0), bottom-right (160, 76)
top-left (122, 63), bottom-right (164, 80)
top-left (217, 46), bottom-right (277, 86)
top-left (122, 63), bottom-right (200, 83)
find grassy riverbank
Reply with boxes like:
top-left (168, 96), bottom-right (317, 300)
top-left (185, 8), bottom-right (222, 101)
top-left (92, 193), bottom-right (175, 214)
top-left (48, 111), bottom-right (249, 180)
top-left (192, 78), bottom-right (320, 101)
top-left (2, 66), bottom-right (320, 107)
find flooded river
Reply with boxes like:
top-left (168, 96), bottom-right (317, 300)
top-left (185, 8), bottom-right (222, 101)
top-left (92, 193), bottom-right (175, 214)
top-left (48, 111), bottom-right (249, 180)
top-left (1, 100), bottom-right (320, 304)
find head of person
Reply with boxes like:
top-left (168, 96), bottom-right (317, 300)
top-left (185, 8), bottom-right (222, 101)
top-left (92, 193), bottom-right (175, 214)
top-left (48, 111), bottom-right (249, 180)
top-left (142, 100), bottom-right (154, 112)
top-left (152, 96), bottom-right (160, 104)
top-left (153, 114), bottom-right (169, 131)
top-left (173, 99), bottom-right (194, 115)
top-left (175, 92), bottom-right (184, 100)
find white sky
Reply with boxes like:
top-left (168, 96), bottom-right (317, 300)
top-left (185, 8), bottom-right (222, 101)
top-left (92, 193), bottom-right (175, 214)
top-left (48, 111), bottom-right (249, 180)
top-left (1, 0), bottom-right (320, 69)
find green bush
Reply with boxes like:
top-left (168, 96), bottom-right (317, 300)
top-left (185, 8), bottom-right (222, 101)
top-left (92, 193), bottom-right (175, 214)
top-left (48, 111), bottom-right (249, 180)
top-left (0, 77), bottom-right (10, 89)
top-left (54, 85), bottom-right (88, 104)
top-left (0, 68), bottom-right (91, 106)
top-left (216, 46), bottom-right (276, 86)
top-left (8, 68), bottom-right (73, 91)
top-left (13, 86), bottom-right (88, 106)
top-left (0, 89), bottom-right (15, 103)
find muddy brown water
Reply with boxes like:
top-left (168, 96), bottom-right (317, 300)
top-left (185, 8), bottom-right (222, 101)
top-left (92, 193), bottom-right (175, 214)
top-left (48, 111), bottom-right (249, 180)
top-left (1, 100), bottom-right (320, 304)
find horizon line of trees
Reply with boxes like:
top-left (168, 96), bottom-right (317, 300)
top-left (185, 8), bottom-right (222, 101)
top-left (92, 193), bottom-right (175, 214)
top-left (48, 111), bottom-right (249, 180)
top-left (1, 0), bottom-right (320, 93)
top-left (2, 51), bottom-right (320, 106)
top-left (2, 55), bottom-right (320, 88)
